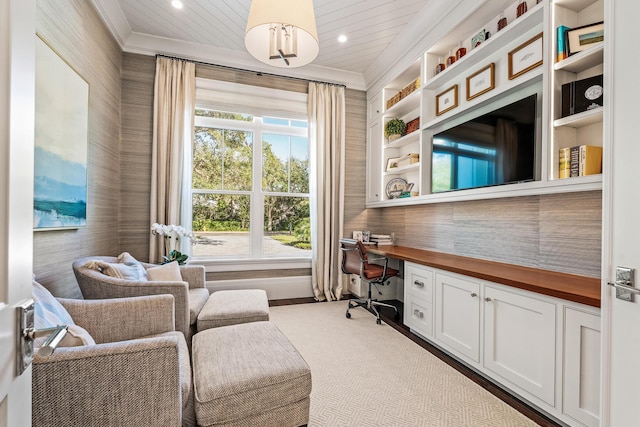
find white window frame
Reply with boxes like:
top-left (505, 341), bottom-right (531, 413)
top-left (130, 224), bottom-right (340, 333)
top-left (188, 79), bottom-right (311, 269)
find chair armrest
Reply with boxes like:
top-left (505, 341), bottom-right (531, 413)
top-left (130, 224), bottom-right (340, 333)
top-left (76, 275), bottom-right (190, 337)
top-left (59, 295), bottom-right (176, 343)
top-left (179, 264), bottom-right (206, 289)
top-left (366, 255), bottom-right (387, 263)
top-left (33, 335), bottom-right (183, 427)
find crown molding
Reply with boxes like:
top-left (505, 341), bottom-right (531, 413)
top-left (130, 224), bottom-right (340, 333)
top-left (363, 0), bottom-right (475, 92)
top-left (90, 0), bottom-right (131, 47)
top-left (123, 32), bottom-right (367, 90)
top-left (89, 0), bottom-right (366, 90)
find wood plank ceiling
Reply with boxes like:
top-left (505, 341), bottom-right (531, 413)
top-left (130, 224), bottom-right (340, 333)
top-left (116, 0), bottom-right (429, 74)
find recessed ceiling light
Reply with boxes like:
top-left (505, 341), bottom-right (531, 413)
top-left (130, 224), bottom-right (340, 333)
top-left (171, 0), bottom-right (183, 9)
top-left (338, 35), bottom-right (347, 43)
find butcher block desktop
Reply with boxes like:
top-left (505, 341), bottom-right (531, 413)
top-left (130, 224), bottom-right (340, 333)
top-left (368, 245), bottom-right (601, 307)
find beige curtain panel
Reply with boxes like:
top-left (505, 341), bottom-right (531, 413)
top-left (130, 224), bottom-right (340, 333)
top-left (150, 57), bottom-right (196, 263)
top-left (308, 82), bottom-right (346, 302)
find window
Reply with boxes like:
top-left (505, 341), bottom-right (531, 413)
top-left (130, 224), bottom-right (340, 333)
top-left (190, 107), bottom-right (311, 260)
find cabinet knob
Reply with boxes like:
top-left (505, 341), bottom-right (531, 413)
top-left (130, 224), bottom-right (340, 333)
top-left (470, 292), bottom-right (477, 297)
top-left (485, 297), bottom-right (492, 302)
top-left (413, 309), bottom-right (424, 319)
top-left (414, 280), bottom-right (424, 288)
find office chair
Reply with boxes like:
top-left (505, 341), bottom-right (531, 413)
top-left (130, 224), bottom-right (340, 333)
top-left (340, 238), bottom-right (400, 324)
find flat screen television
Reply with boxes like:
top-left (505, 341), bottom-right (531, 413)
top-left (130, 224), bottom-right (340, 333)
top-left (431, 93), bottom-right (537, 193)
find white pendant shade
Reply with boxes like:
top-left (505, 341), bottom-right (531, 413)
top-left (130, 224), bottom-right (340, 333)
top-left (245, 0), bottom-right (319, 68)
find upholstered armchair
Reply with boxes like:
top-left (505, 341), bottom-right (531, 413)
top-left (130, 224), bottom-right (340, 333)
top-left (72, 255), bottom-right (209, 340)
top-left (32, 287), bottom-right (195, 427)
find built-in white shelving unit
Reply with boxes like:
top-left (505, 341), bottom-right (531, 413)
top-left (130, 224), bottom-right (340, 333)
top-left (549, 0), bottom-right (604, 181)
top-left (365, 0), bottom-right (605, 207)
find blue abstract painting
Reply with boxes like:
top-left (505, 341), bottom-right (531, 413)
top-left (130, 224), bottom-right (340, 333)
top-left (34, 36), bottom-right (88, 230)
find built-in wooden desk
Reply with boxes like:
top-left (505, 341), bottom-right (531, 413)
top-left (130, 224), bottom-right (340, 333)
top-left (368, 245), bottom-right (601, 307)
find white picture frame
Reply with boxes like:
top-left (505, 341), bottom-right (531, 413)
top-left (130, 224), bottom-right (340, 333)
top-left (435, 85), bottom-right (458, 116)
top-left (466, 63), bottom-right (495, 101)
top-left (508, 32), bottom-right (543, 80)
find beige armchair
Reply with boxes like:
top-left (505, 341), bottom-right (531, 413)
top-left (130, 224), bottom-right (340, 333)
top-left (32, 293), bottom-right (195, 427)
top-left (72, 256), bottom-right (210, 340)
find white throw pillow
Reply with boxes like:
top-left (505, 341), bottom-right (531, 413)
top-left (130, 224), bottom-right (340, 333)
top-left (117, 251), bottom-right (148, 280)
top-left (83, 260), bottom-right (147, 281)
top-left (32, 281), bottom-right (95, 348)
top-left (146, 261), bottom-right (183, 282)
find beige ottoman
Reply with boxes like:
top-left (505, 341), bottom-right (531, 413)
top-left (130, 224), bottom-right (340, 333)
top-left (197, 289), bottom-right (269, 331)
top-left (192, 321), bottom-right (312, 427)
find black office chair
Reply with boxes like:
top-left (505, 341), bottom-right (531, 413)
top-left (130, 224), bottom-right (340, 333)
top-left (340, 238), bottom-right (400, 324)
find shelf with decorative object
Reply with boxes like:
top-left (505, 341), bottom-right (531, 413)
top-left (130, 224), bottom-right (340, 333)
top-left (554, 43), bottom-right (603, 73)
top-left (424, 2), bottom-right (544, 90)
top-left (383, 59), bottom-right (421, 110)
top-left (385, 89), bottom-right (420, 117)
top-left (384, 130), bottom-right (420, 150)
top-left (554, 107), bottom-right (603, 128)
top-left (384, 161), bottom-right (419, 176)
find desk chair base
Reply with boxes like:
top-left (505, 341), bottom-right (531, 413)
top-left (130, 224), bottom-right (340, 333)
top-left (346, 295), bottom-right (399, 325)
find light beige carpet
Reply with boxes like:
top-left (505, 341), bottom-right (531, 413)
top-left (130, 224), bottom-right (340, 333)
top-left (270, 301), bottom-right (540, 427)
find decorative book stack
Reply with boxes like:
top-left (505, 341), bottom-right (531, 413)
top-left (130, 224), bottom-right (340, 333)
top-left (370, 234), bottom-right (393, 246)
top-left (559, 145), bottom-right (602, 178)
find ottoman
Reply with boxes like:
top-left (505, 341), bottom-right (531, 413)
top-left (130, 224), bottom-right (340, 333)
top-left (192, 321), bottom-right (312, 427)
top-left (197, 289), bottom-right (269, 331)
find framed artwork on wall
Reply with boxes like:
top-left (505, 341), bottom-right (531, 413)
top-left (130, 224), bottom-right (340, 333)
top-left (34, 35), bottom-right (89, 230)
top-left (466, 63), bottom-right (495, 101)
top-left (436, 85), bottom-right (458, 116)
top-left (508, 32), bottom-right (543, 80)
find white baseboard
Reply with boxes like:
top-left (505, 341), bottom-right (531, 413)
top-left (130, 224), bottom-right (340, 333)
top-left (206, 276), bottom-right (314, 300)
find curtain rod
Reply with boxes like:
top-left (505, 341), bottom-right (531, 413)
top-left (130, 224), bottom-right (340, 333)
top-left (155, 54), bottom-right (346, 88)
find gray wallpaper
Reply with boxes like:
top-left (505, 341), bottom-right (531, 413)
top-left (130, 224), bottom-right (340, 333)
top-left (34, 0), bottom-right (122, 298)
top-left (366, 191), bottom-right (602, 278)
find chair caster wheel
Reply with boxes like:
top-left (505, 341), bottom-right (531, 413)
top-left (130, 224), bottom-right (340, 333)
top-left (346, 311), bottom-right (351, 319)
top-left (376, 318), bottom-right (381, 325)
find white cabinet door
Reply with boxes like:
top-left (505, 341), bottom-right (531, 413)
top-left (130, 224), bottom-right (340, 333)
top-left (484, 286), bottom-right (556, 406)
top-left (435, 272), bottom-right (481, 363)
top-left (366, 120), bottom-right (382, 203)
top-left (563, 307), bottom-right (600, 427)
top-left (368, 92), bottom-right (382, 121)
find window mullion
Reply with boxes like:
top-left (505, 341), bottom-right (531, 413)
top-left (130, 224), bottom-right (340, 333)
top-left (251, 126), bottom-right (264, 257)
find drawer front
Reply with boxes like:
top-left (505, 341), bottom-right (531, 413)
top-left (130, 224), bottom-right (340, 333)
top-left (405, 297), bottom-right (433, 338)
top-left (405, 263), bottom-right (434, 303)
